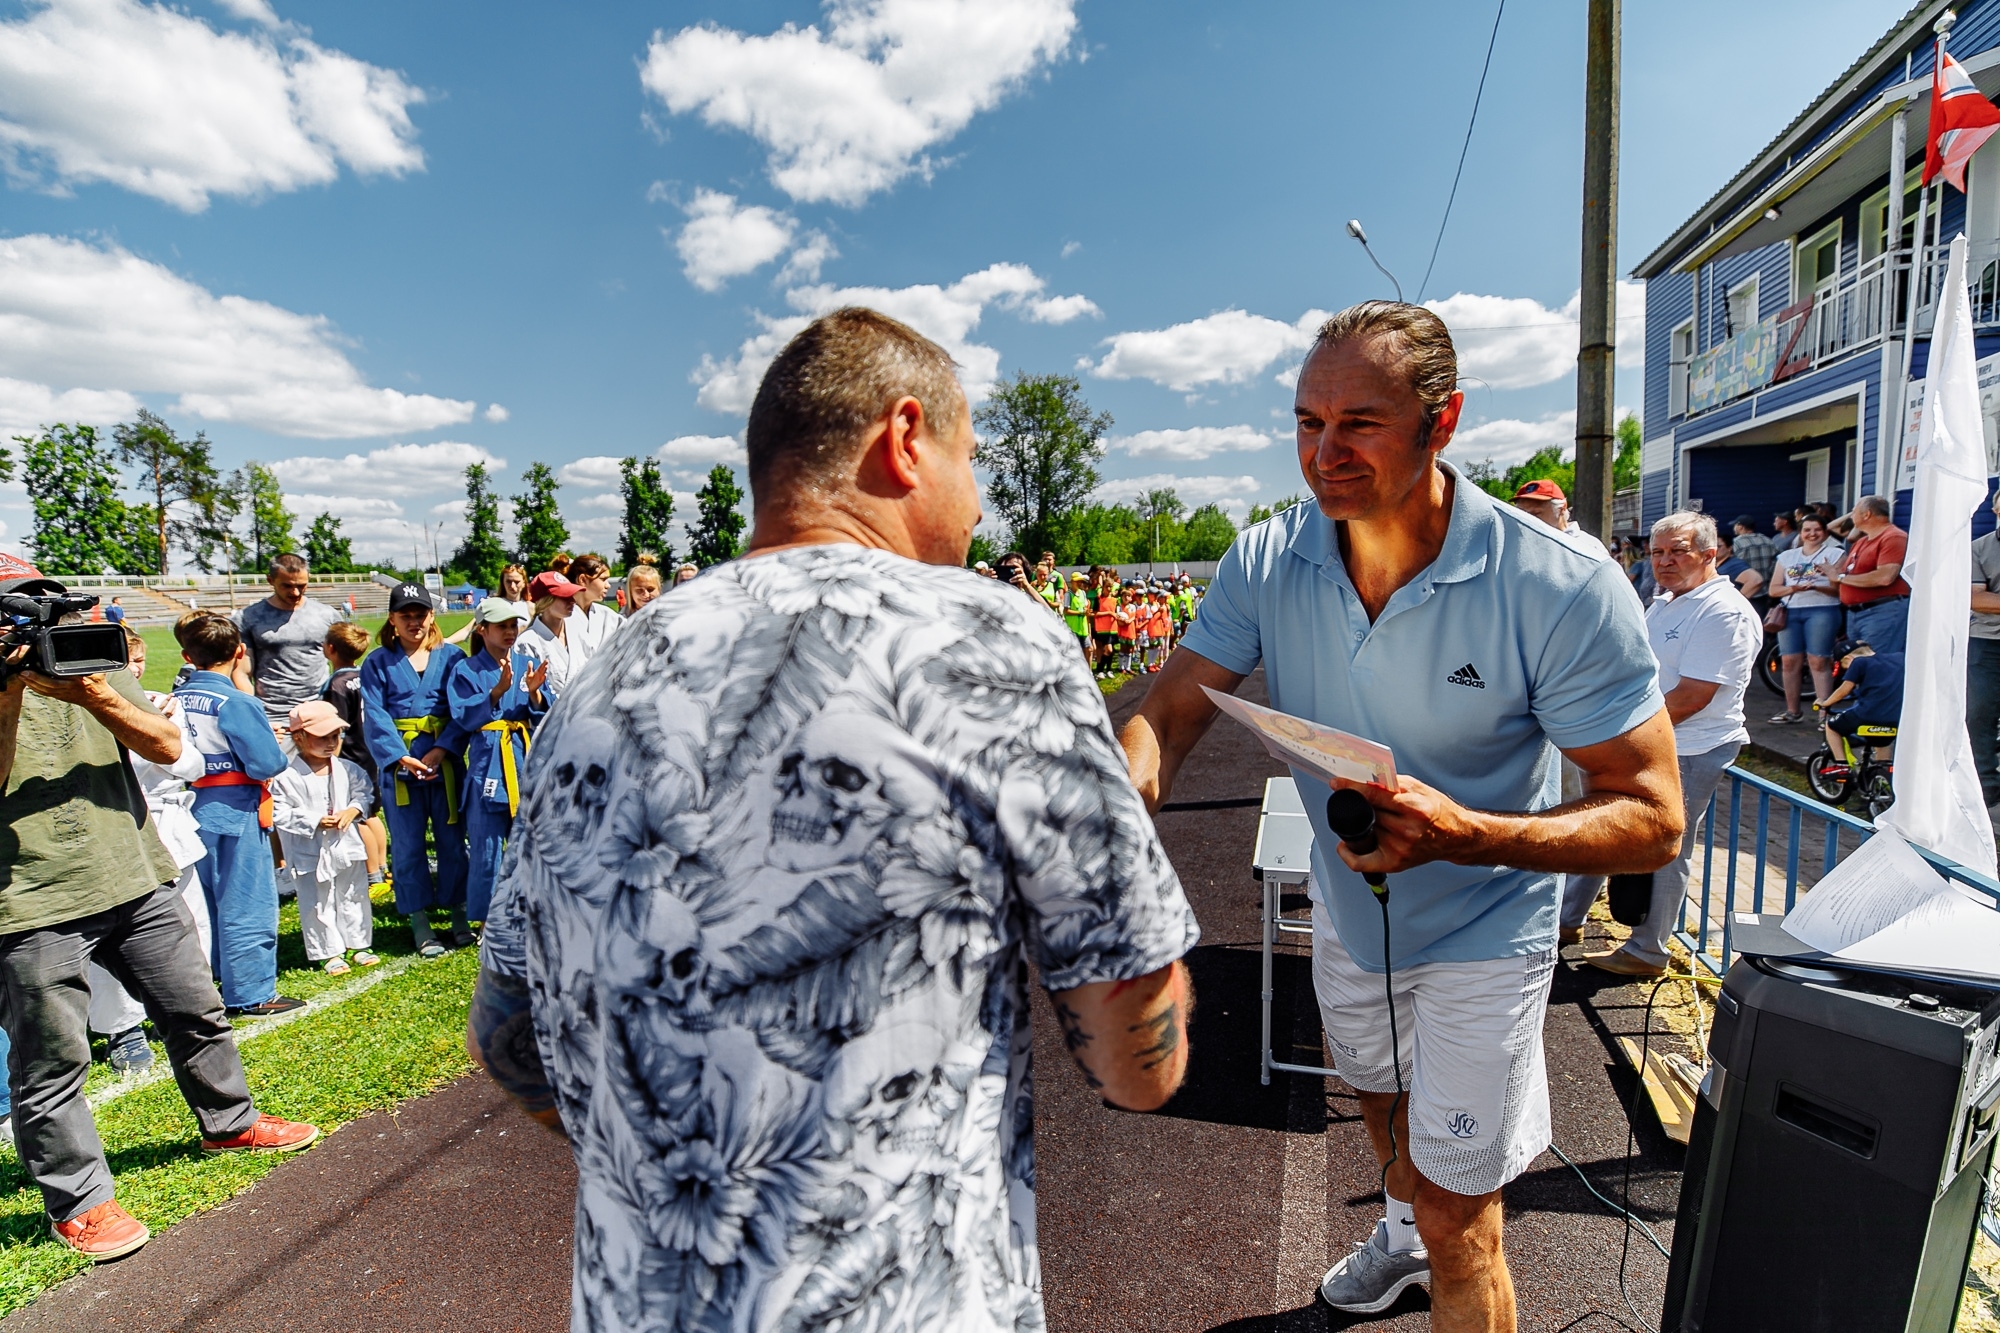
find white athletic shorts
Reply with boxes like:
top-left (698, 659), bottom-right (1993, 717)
top-left (1309, 892), bottom-right (1555, 1197)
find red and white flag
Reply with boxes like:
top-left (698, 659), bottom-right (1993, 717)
top-left (1924, 44), bottom-right (2000, 190)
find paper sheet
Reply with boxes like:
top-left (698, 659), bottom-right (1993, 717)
top-left (1783, 830), bottom-right (2000, 982)
top-left (1783, 831), bottom-right (1954, 954)
top-left (1201, 686), bottom-right (1397, 788)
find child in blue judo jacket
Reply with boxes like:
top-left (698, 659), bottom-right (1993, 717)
top-left (358, 583), bottom-right (471, 958)
top-left (172, 612), bottom-right (303, 1018)
top-left (446, 598), bottom-right (551, 923)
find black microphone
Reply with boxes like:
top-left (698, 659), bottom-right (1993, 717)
top-left (1325, 787), bottom-right (1388, 897)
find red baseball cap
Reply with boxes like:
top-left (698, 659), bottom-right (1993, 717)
top-left (527, 571), bottom-right (580, 600)
top-left (1512, 478), bottom-right (1566, 503)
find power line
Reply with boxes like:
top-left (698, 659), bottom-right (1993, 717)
top-left (1418, 0), bottom-right (1507, 303)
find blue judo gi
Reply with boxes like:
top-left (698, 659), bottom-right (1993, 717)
top-left (175, 668), bottom-right (290, 1009)
top-left (357, 642), bottom-right (470, 916)
top-left (446, 644), bottom-right (551, 922)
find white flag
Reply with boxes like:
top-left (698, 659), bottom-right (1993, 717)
top-left (1879, 234), bottom-right (1998, 875)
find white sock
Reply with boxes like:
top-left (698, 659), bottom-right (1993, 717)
top-left (1383, 1195), bottom-right (1421, 1253)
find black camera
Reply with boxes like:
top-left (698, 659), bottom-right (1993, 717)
top-left (0, 578), bottom-right (130, 684)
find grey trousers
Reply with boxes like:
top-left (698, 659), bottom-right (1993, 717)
top-left (1560, 742), bottom-right (1740, 963)
top-left (0, 882), bottom-right (258, 1221)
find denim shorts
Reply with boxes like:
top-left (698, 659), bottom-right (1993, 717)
top-left (1776, 603), bottom-right (1841, 657)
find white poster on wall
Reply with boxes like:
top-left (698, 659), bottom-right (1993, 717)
top-left (1898, 351), bottom-right (2000, 490)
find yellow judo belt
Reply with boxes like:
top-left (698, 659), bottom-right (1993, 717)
top-left (392, 716), bottom-right (460, 824)
top-left (480, 720), bottom-right (533, 817)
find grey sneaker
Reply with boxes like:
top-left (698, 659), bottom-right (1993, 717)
top-left (1319, 1219), bottom-right (1430, 1314)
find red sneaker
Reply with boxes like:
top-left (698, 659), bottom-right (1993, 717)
top-left (202, 1113), bottom-right (321, 1155)
top-left (52, 1200), bottom-right (150, 1261)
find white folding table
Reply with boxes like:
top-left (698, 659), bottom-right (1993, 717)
top-left (1252, 775), bottom-right (1339, 1085)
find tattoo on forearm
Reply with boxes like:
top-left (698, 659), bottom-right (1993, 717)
top-left (1129, 1004), bottom-right (1182, 1070)
top-left (1054, 1000), bottom-right (1104, 1089)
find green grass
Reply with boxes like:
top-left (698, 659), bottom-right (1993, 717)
top-left (135, 613), bottom-right (474, 693)
top-left (0, 942), bottom-right (477, 1316)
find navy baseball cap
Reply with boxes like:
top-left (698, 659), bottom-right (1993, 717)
top-left (388, 582), bottom-right (431, 613)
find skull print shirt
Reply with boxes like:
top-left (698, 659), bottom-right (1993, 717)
top-left (480, 544), bottom-right (1199, 1333)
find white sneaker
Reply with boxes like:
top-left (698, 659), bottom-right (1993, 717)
top-left (1319, 1219), bottom-right (1430, 1314)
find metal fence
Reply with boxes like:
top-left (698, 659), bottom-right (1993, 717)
top-left (1675, 764), bottom-right (2000, 975)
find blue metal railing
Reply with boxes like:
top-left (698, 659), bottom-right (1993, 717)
top-left (1675, 765), bottom-right (2000, 975)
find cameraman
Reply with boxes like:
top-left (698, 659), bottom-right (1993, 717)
top-left (0, 579), bottom-right (317, 1261)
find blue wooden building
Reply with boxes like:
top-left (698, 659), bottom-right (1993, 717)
top-left (1634, 0), bottom-right (2000, 537)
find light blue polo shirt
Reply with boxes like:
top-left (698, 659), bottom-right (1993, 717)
top-left (1181, 464), bottom-right (1663, 971)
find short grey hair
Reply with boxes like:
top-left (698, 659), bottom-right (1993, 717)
top-left (1856, 495), bottom-right (1892, 520)
top-left (1651, 511), bottom-right (1719, 552)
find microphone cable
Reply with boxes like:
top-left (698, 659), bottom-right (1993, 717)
top-left (1325, 790), bottom-right (1406, 1221)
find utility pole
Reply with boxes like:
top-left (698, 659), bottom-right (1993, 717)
top-left (1574, 0), bottom-right (1620, 541)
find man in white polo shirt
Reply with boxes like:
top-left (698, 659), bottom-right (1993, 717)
top-left (1122, 301), bottom-right (1682, 1330)
top-left (1580, 511), bottom-right (1761, 980)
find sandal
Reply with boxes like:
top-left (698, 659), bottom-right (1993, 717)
top-left (1768, 711), bottom-right (1803, 724)
top-left (417, 939), bottom-right (446, 959)
top-left (350, 950), bottom-right (381, 967)
top-left (321, 957), bottom-right (351, 976)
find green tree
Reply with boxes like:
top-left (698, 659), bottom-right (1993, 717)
top-left (450, 463), bottom-right (509, 587)
top-left (687, 464), bottom-right (745, 567)
top-left (618, 456), bottom-right (676, 571)
top-left (976, 373), bottom-right (1110, 555)
top-left (301, 512), bottom-right (355, 574)
top-left (966, 533), bottom-right (1000, 568)
top-left (511, 462), bottom-right (568, 573)
top-left (1134, 488), bottom-right (1187, 562)
top-left (1181, 504), bottom-right (1238, 561)
top-left (110, 409), bottom-right (228, 577)
top-left (232, 462), bottom-right (295, 570)
top-left (1614, 413), bottom-right (1643, 492)
top-left (1244, 493), bottom-right (1306, 527)
top-left (1, 425), bottom-right (147, 574)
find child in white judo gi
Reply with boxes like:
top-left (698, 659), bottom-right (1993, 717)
top-left (271, 701), bottom-right (378, 975)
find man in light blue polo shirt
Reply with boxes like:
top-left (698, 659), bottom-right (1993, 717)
top-left (1121, 301), bottom-right (1681, 1329)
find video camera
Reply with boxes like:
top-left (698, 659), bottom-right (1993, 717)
top-left (0, 578), bottom-right (130, 686)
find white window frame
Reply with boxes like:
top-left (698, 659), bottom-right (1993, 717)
top-left (1860, 186), bottom-right (1891, 262)
top-left (1669, 318), bottom-right (1694, 418)
top-left (1793, 221), bottom-right (1841, 303)
top-left (1726, 274), bottom-right (1761, 338)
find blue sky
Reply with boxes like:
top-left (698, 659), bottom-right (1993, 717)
top-left (0, 0), bottom-right (1902, 564)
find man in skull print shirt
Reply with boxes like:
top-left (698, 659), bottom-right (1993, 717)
top-left (470, 308), bottom-right (1200, 1333)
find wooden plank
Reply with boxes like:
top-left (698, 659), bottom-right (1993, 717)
top-left (1619, 1036), bottom-right (1700, 1145)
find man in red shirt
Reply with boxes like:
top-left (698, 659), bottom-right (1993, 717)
top-left (1831, 496), bottom-right (1909, 655)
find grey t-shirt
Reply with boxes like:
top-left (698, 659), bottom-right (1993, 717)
top-left (1973, 531), bottom-right (2000, 641)
top-left (235, 597), bottom-right (344, 721)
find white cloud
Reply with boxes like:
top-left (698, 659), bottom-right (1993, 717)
top-left (1089, 310), bottom-right (1327, 392)
top-left (675, 188), bottom-right (799, 291)
top-left (482, 403), bottom-right (508, 423)
top-left (269, 439), bottom-right (500, 499)
top-left (213, 0), bottom-right (279, 27)
top-left (1428, 279), bottom-right (1647, 389)
top-left (659, 434), bottom-right (747, 466)
top-left (1090, 471), bottom-right (1262, 517)
top-left (0, 233), bottom-right (475, 438)
top-left (776, 230), bottom-right (838, 285)
top-left (693, 261), bottom-right (1092, 414)
top-left (0, 377), bottom-right (140, 440)
top-left (1446, 411), bottom-right (1576, 469)
top-left (1113, 425), bottom-right (1274, 461)
top-left (0, 0), bottom-right (424, 212)
top-left (641, 0), bottom-right (1077, 206)
top-left (1060, 240), bottom-right (1082, 259)
top-left (1024, 292), bottom-right (1099, 324)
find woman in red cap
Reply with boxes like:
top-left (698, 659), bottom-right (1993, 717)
top-left (517, 570), bottom-right (579, 695)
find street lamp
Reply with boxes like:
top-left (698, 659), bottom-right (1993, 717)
top-left (1346, 219), bottom-right (1405, 302)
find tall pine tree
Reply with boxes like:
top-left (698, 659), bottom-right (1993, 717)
top-left (452, 463), bottom-right (509, 587)
top-left (512, 462), bottom-right (569, 573)
top-left (110, 409), bottom-right (228, 577)
top-left (233, 462), bottom-right (295, 570)
top-left (618, 456), bottom-right (676, 570)
top-left (686, 464), bottom-right (744, 567)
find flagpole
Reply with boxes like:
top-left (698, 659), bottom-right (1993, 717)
top-left (1896, 17), bottom-right (1957, 498)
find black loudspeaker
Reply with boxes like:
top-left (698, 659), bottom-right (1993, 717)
top-left (1662, 955), bottom-right (2000, 1332)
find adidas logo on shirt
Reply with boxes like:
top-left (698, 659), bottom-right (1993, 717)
top-left (1445, 662), bottom-right (1486, 689)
